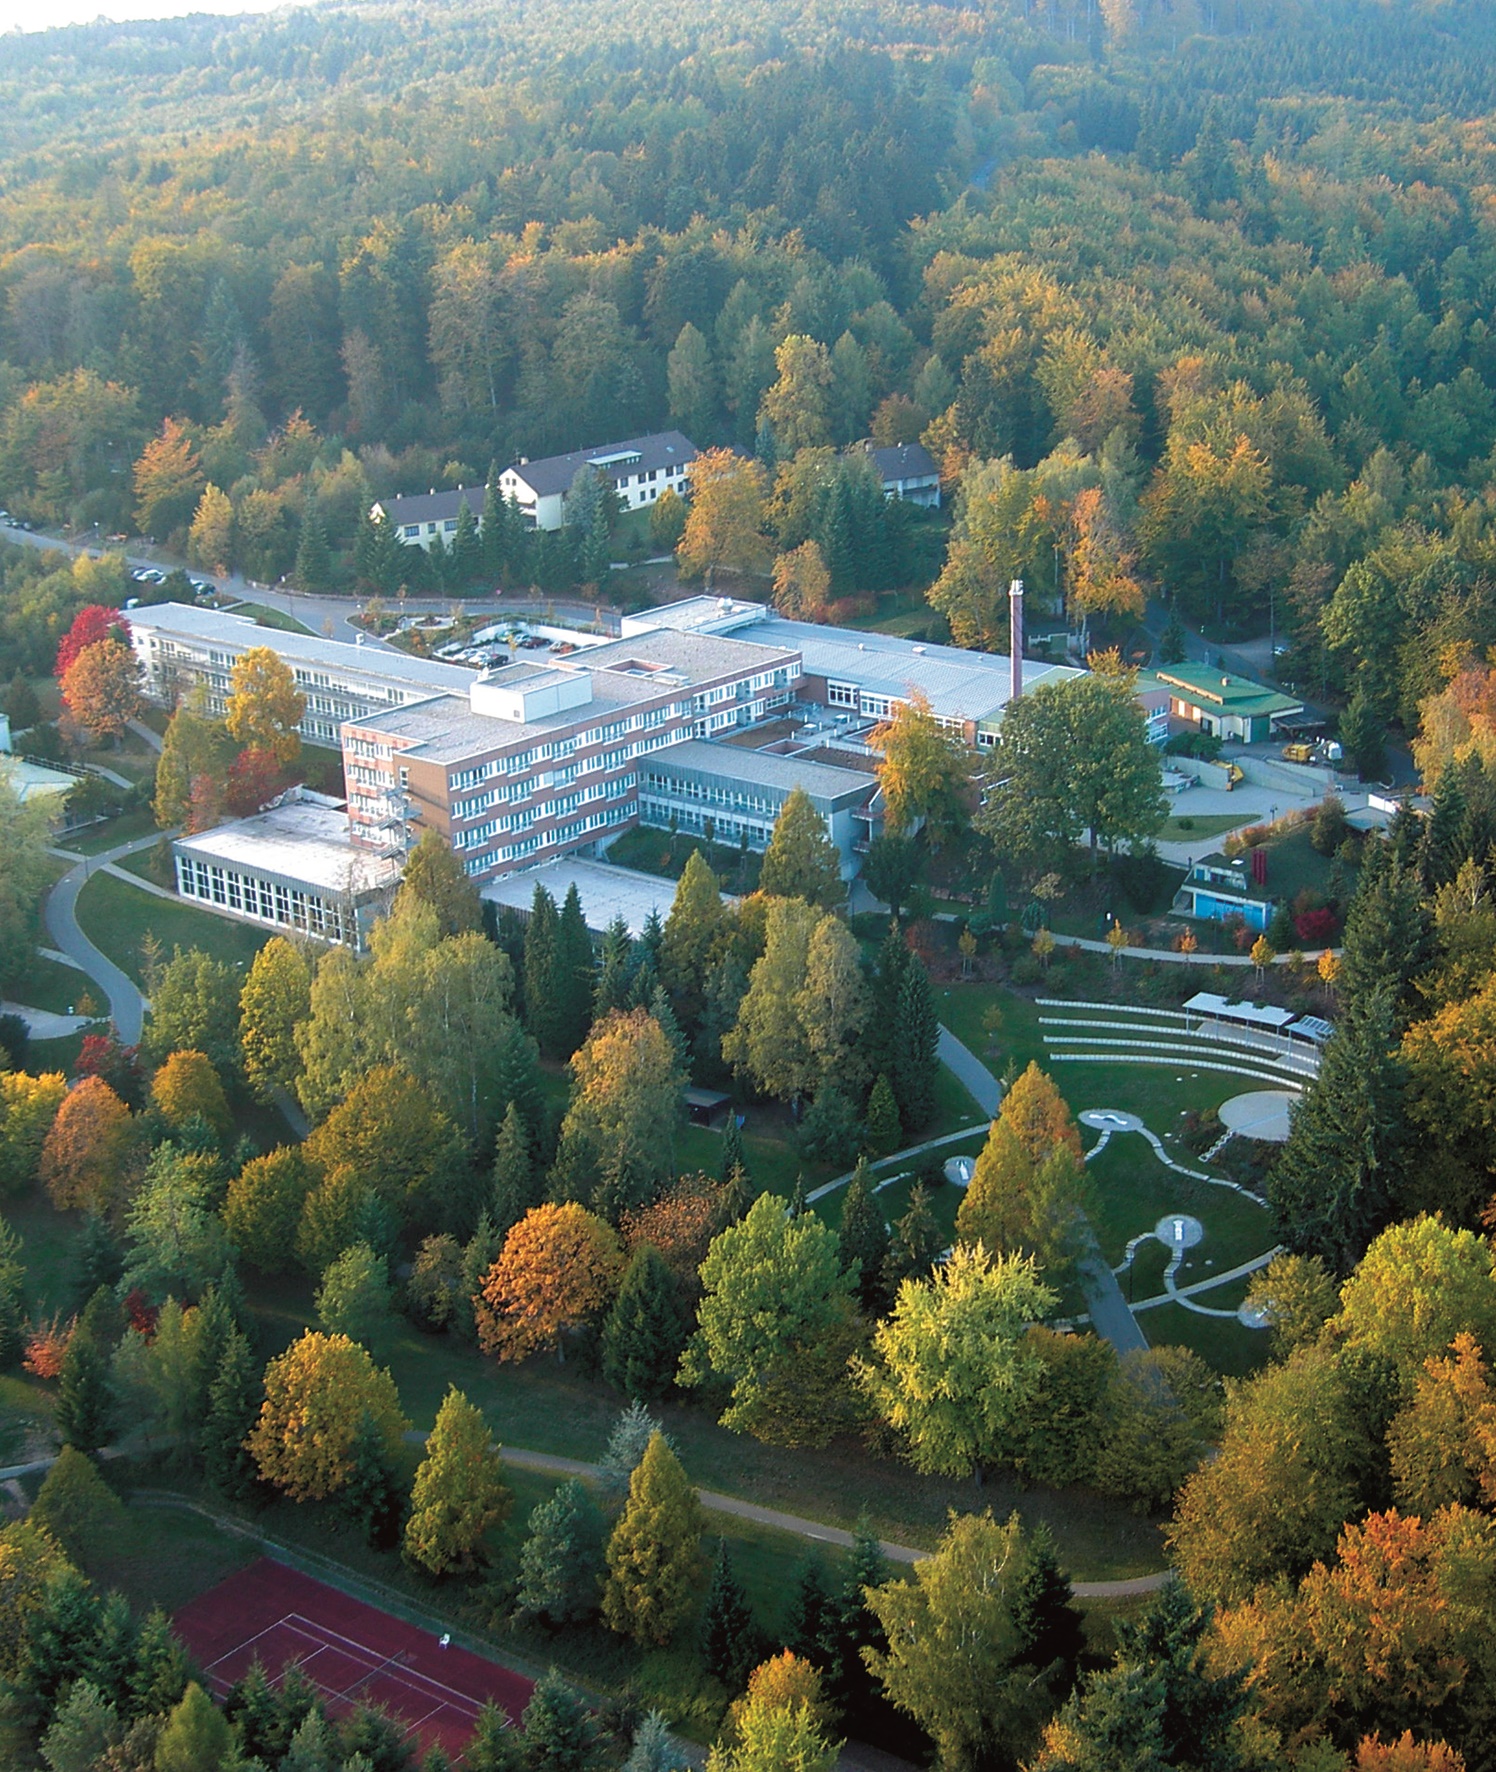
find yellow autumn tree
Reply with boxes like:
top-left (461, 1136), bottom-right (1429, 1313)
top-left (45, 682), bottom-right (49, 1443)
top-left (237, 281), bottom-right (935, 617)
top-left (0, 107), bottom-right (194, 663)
top-left (0, 1070), bottom-right (67, 1197)
top-left (188, 482), bottom-right (234, 571)
top-left (133, 416), bottom-right (205, 538)
top-left (403, 1385), bottom-right (511, 1575)
top-left (150, 1049), bottom-right (232, 1142)
top-left (248, 1330), bottom-right (409, 1502)
top-left (226, 645), bottom-right (305, 767)
top-left (476, 1203), bottom-right (624, 1362)
top-left (678, 449), bottom-right (771, 580)
top-left (771, 539), bottom-right (831, 620)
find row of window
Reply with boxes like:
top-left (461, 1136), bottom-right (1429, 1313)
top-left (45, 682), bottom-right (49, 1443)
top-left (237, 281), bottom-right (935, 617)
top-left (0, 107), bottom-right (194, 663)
top-left (644, 772), bottom-right (784, 818)
top-left (177, 857), bottom-right (355, 943)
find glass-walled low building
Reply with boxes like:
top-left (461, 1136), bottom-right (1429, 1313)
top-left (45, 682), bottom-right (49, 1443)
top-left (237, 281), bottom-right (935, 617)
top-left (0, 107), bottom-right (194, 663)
top-left (171, 799), bottom-right (400, 949)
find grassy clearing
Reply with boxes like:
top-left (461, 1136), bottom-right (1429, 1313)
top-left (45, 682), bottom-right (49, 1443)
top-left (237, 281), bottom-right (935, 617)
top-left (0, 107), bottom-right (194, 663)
top-left (58, 809), bottom-right (159, 855)
top-left (1156, 812), bottom-right (1254, 843)
top-left (74, 869), bottom-right (271, 984)
top-left (230, 600), bottom-right (315, 634)
top-left (8, 954), bottom-right (90, 1015)
top-left (7, 1190), bottom-right (84, 1317)
top-left (602, 827), bottom-right (761, 895)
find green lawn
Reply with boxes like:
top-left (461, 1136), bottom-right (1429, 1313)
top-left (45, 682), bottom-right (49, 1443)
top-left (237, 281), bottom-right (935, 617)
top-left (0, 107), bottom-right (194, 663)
top-left (603, 828), bottom-right (761, 895)
top-left (59, 808), bottom-right (159, 855)
top-left (6, 1191), bottom-right (86, 1317)
top-left (1156, 812), bottom-right (1254, 844)
top-left (230, 599), bottom-right (315, 634)
top-left (74, 869), bottom-right (271, 984)
top-left (8, 954), bottom-right (89, 1015)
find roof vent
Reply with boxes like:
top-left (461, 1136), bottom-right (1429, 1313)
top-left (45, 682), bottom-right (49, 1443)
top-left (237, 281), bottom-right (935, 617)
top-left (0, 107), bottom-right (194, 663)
top-left (913, 645), bottom-right (926, 655)
top-left (1222, 677), bottom-right (1230, 688)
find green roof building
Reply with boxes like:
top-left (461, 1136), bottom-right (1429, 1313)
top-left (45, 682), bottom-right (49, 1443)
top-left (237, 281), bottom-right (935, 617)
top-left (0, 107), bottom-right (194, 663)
top-left (1149, 666), bottom-right (1302, 745)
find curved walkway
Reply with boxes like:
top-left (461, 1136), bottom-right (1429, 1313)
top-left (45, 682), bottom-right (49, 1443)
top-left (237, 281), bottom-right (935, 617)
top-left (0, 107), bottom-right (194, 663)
top-left (43, 833), bottom-right (160, 1046)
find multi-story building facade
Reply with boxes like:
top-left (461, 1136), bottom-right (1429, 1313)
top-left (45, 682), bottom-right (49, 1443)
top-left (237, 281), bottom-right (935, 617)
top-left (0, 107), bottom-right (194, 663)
top-left (127, 604), bottom-right (475, 743)
top-left (342, 627), bottom-right (802, 880)
top-left (497, 432), bottom-right (697, 530)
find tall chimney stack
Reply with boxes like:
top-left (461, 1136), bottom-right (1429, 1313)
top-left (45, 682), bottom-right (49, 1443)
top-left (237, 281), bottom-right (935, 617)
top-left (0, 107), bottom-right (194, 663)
top-left (1009, 579), bottom-right (1025, 705)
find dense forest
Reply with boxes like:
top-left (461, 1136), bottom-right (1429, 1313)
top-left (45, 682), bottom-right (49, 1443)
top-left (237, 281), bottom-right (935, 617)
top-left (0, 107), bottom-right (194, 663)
top-left (2, 0), bottom-right (1496, 740)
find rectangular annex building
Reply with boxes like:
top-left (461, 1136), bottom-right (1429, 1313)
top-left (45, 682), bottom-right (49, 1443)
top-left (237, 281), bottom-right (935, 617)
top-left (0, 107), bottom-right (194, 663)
top-left (128, 603), bottom-right (476, 744)
top-left (638, 739), bottom-right (875, 876)
top-left (172, 799), bottom-right (401, 948)
top-left (340, 626), bottom-right (802, 881)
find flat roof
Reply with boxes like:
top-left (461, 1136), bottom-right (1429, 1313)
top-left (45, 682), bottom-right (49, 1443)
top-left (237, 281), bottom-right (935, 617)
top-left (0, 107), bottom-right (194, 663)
top-left (622, 598), bottom-right (1079, 725)
top-left (1, 756), bottom-right (76, 800)
top-left (580, 625), bottom-right (798, 684)
top-left (1184, 992), bottom-right (1295, 1029)
top-left (173, 801), bottom-right (401, 895)
top-left (130, 603), bottom-right (477, 695)
top-left (648, 738), bottom-right (876, 802)
top-left (481, 857), bottom-right (692, 936)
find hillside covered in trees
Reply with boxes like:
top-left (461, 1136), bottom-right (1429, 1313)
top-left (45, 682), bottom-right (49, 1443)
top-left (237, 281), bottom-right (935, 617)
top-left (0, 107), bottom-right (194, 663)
top-left (2, 0), bottom-right (1496, 739)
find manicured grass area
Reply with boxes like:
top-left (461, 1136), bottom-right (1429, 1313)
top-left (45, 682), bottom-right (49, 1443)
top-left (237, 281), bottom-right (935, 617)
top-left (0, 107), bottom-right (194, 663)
top-left (603, 827), bottom-right (760, 894)
top-left (8, 954), bottom-right (90, 1015)
top-left (74, 868), bottom-right (271, 984)
top-left (1085, 1137), bottom-right (1272, 1271)
top-left (1137, 1301), bottom-right (1270, 1377)
top-left (7, 1191), bottom-right (84, 1317)
top-left (1156, 812), bottom-right (1254, 843)
top-left (230, 599), bottom-right (314, 634)
top-left (28, 1031), bottom-right (85, 1074)
top-left (59, 808), bottom-right (159, 854)
top-left (367, 1319), bottom-right (1163, 1580)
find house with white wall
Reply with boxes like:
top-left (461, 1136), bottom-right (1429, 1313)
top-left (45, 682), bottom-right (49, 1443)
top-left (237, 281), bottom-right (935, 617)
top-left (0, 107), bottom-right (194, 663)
top-left (498, 432), bottom-right (698, 530)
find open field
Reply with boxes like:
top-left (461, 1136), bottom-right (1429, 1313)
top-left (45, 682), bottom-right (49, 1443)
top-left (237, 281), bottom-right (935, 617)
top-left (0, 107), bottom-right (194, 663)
top-left (74, 868), bottom-right (271, 984)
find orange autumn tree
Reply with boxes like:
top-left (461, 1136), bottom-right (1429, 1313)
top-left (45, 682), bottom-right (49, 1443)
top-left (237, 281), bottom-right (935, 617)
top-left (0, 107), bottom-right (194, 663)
top-left (1357, 1734), bottom-right (1467, 1771)
top-left (60, 640), bottom-right (141, 744)
top-left (620, 1172), bottom-right (732, 1291)
top-left (40, 1078), bottom-right (136, 1216)
top-left (476, 1202), bottom-right (623, 1362)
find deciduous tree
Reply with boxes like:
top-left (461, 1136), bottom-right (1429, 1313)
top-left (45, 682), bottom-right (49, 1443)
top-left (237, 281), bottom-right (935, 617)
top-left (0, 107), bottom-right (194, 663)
top-left (238, 936), bottom-right (312, 1102)
top-left (397, 829), bottom-right (483, 936)
top-left (225, 645), bottom-right (304, 767)
top-left (248, 1330), bottom-right (408, 1503)
top-left (223, 1146), bottom-right (313, 1273)
top-left (40, 1078), bottom-right (136, 1217)
top-left (857, 1245), bottom-right (1057, 1482)
top-left (869, 693), bottom-right (973, 846)
top-left (59, 640), bottom-right (140, 744)
top-left (681, 1192), bottom-right (858, 1445)
top-left (149, 1049), bottom-right (231, 1142)
top-left (678, 450), bottom-right (770, 580)
top-left (0, 1069), bottom-right (66, 1198)
top-left (476, 1203), bottom-right (623, 1363)
top-left (554, 1010), bottom-right (685, 1218)
top-left (314, 1241), bottom-right (396, 1357)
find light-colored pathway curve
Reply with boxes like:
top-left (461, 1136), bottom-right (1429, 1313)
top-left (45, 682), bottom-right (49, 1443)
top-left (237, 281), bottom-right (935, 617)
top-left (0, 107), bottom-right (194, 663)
top-left (43, 832), bottom-right (162, 1045)
top-left (0, 1001), bottom-right (94, 1039)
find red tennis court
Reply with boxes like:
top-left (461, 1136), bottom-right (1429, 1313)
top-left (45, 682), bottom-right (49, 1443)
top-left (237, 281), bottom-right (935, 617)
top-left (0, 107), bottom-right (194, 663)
top-left (174, 1558), bottom-right (533, 1761)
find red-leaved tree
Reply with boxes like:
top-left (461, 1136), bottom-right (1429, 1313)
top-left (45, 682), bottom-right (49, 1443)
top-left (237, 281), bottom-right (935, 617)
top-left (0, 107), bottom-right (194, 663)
top-left (56, 606), bottom-right (128, 680)
top-left (224, 746), bottom-right (285, 818)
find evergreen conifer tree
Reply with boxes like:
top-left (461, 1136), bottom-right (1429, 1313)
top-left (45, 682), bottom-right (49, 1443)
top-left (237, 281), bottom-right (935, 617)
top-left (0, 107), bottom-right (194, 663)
top-left (493, 1019), bottom-right (546, 1147)
top-left (623, 1711), bottom-right (689, 1772)
top-left (601, 1432), bottom-right (705, 1644)
top-left (602, 1245), bottom-right (689, 1402)
top-left (865, 1075), bottom-right (902, 1155)
top-left (554, 885), bottom-right (596, 1058)
top-left (341, 1407), bottom-right (405, 1548)
top-left (294, 497), bottom-right (332, 591)
top-left (838, 1162), bottom-right (889, 1310)
top-left (128, 1606), bottom-right (192, 1720)
top-left (0, 1212), bottom-right (27, 1369)
top-left (81, 1590), bottom-right (139, 1707)
top-left (1012, 1527), bottom-right (1085, 1683)
top-left (783, 1554), bottom-right (835, 1666)
top-left (594, 916), bottom-right (635, 1019)
top-left (648, 985), bottom-right (690, 1075)
top-left (467, 1700), bottom-right (524, 1772)
top-left (515, 1478), bottom-right (607, 1625)
top-left (67, 1215), bottom-right (123, 1312)
top-left (520, 1670), bottom-right (609, 1772)
top-left (524, 887), bottom-right (561, 1053)
top-left (57, 1288), bottom-right (113, 1453)
top-left (492, 1103), bottom-right (539, 1237)
top-left (453, 498), bottom-right (483, 586)
top-left (860, 925), bottom-right (910, 1090)
top-left (457, 1212), bottom-right (505, 1342)
top-left (825, 1520), bottom-right (888, 1714)
top-left (720, 1114), bottom-right (747, 1188)
top-left (881, 1184), bottom-right (944, 1295)
top-left (1338, 847), bottom-right (1433, 1030)
top-left (1268, 981), bottom-right (1408, 1273)
top-left (154, 1681), bottom-right (233, 1772)
top-left (700, 1539), bottom-right (758, 1691)
top-left (891, 960), bottom-right (939, 1132)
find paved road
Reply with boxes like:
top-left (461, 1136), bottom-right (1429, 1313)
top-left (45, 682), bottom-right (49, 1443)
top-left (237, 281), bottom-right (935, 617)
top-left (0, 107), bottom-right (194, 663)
top-left (936, 1025), bottom-right (1002, 1115)
top-left (44, 833), bottom-right (159, 1045)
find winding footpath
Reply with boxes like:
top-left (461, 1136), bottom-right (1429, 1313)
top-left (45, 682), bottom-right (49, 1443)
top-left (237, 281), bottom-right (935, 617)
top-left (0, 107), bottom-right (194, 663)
top-left (43, 832), bottom-right (160, 1047)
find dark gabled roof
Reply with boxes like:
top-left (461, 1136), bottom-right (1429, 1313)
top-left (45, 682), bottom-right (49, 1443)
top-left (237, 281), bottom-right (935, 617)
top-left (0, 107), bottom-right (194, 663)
top-left (867, 442), bottom-right (938, 483)
top-left (376, 487), bottom-right (481, 525)
top-left (503, 431), bottom-right (698, 499)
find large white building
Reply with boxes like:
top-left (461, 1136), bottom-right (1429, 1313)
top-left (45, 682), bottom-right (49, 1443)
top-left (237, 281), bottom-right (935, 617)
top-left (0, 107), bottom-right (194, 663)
top-left (498, 432), bottom-right (697, 530)
top-left (127, 603), bottom-right (476, 744)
